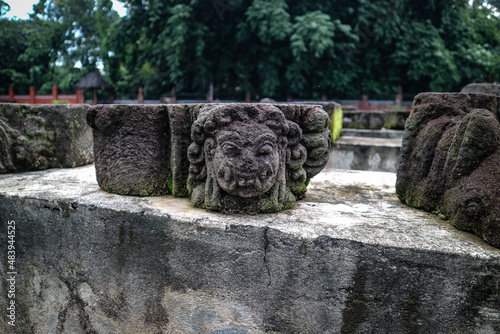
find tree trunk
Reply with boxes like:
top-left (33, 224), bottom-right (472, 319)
top-left (171, 87), bottom-right (177, 104)
top-left (138, 87), bottom-right (144, 104)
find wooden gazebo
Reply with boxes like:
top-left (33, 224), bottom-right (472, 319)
top-left (75, 72), bottom-right (114, 104)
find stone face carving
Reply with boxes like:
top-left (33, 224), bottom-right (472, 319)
top-left (0, 104), bottom-right (93, 173)
top-left (189, 105), bottom-right (305, 212)
top-left (87, 103), bottom-right (332, 213)
top-left (396, 93), bottom-right (500, 248)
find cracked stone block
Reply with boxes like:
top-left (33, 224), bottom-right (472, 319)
top-left (86, 103), bottom-right (332, 213)
top-left (0, 104), bottom-right (93, 173)
top-left (396, 92), bottom-right (500, 248)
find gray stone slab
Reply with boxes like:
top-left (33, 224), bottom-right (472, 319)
top-left (1, 165), bottom-right (499, 333)
top-left (461, 83), bottom-right (500, 96)
top-left (341, 129), bottom-right (404, 139)
top-left (334, 136), bottom-right (402, 148)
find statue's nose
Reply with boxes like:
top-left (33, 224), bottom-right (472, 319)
top-left (241, 150), bottom-right (258, 171)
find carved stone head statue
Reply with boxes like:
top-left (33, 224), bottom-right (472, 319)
top-left (187, 104), bottom-right (331, 213)
top-left (87, 103), bottom-right (332, 214)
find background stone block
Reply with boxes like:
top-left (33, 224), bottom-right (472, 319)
top-left (0, 103), bottom-right (93, 173)
top-left (461, 83), bottom-right (500, 96)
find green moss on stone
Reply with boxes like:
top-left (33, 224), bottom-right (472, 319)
top-left (383, 113), bottom-right (397, 129)
top-left (168, 177), bottom-right (174, 194)
top-left (329, 106), bottom-right (343, 143)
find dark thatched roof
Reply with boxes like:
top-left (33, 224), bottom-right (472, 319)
top-left (75, 72), bottom-right (113, 89)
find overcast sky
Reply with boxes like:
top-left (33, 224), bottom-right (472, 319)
top-left (4, 0), bottom-right (127, 20)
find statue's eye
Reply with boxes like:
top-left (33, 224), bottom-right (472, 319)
top-left (258, 143), bottom-right (274, 155)
top-left (222, 143), bottom-right (240, 156)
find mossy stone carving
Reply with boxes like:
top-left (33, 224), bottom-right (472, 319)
top-left (87, 103), bottom-right (332, 213)
top-left (396, 93), bottom-right (500, 248)
top-left (0, 103), bottom-right (93, 173)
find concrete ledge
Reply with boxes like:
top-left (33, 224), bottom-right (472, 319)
top-left (327, 136), bottom-right (402, 172)
top-left (341, 129), bottom-right (404, 139)
top-left (1, 165), bottom-right (499, 333)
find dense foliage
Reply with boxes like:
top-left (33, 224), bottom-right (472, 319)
top-left (1, 0), bottom-right (499, 100)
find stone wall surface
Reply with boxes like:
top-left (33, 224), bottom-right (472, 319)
top-left (0, 103), bottom-right (93, 173)
top-left (1, 165), bottom-right (500, 333)
top-left (342, 110), bottom-right (410, 130)
top-left (396, 92), bottom-right (500, 248)
top-left (327, 136), bottom-right (401, 172)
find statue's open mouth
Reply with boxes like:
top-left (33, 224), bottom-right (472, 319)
top-left (218, 166), bottom-right (274, 196)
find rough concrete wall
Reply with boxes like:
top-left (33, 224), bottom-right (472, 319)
top-left (0, 104), bottom-right (93, 173)
top-left (1, 167), bottom-right (499, 333)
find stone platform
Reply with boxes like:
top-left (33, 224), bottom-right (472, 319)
top-left (1, 165), bottom-right (499, 333)
top-left (327, 131), bottom-right (402, 172)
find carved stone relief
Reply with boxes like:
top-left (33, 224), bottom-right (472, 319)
top-left (87, 103), bottom-right (332, 213)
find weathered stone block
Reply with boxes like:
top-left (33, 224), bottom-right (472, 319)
top-left (396, 92), bottom-right (500, 248)
top-left (86, 104), bottom-right (173, 196)
top-left (86, 103), bottom-right (332, 213)
top-left (342, 109), bottom-right (410, 130)
top-left (461, 83), bottom-right (500, 96)
top-left (0, 103), bottom-right (93, 173)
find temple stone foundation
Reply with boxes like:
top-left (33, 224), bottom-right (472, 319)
top-left (1, 165), bottom-right (499, 333)
top-left (327, 129), bottom-right (402, 172)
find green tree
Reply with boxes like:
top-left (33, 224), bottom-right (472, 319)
top-left (32, 0), bottom-right (117, 70)
top-left (0, 19), bottom-right (31, 93)
top-left (6, 0), bottom-right (499, 100)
